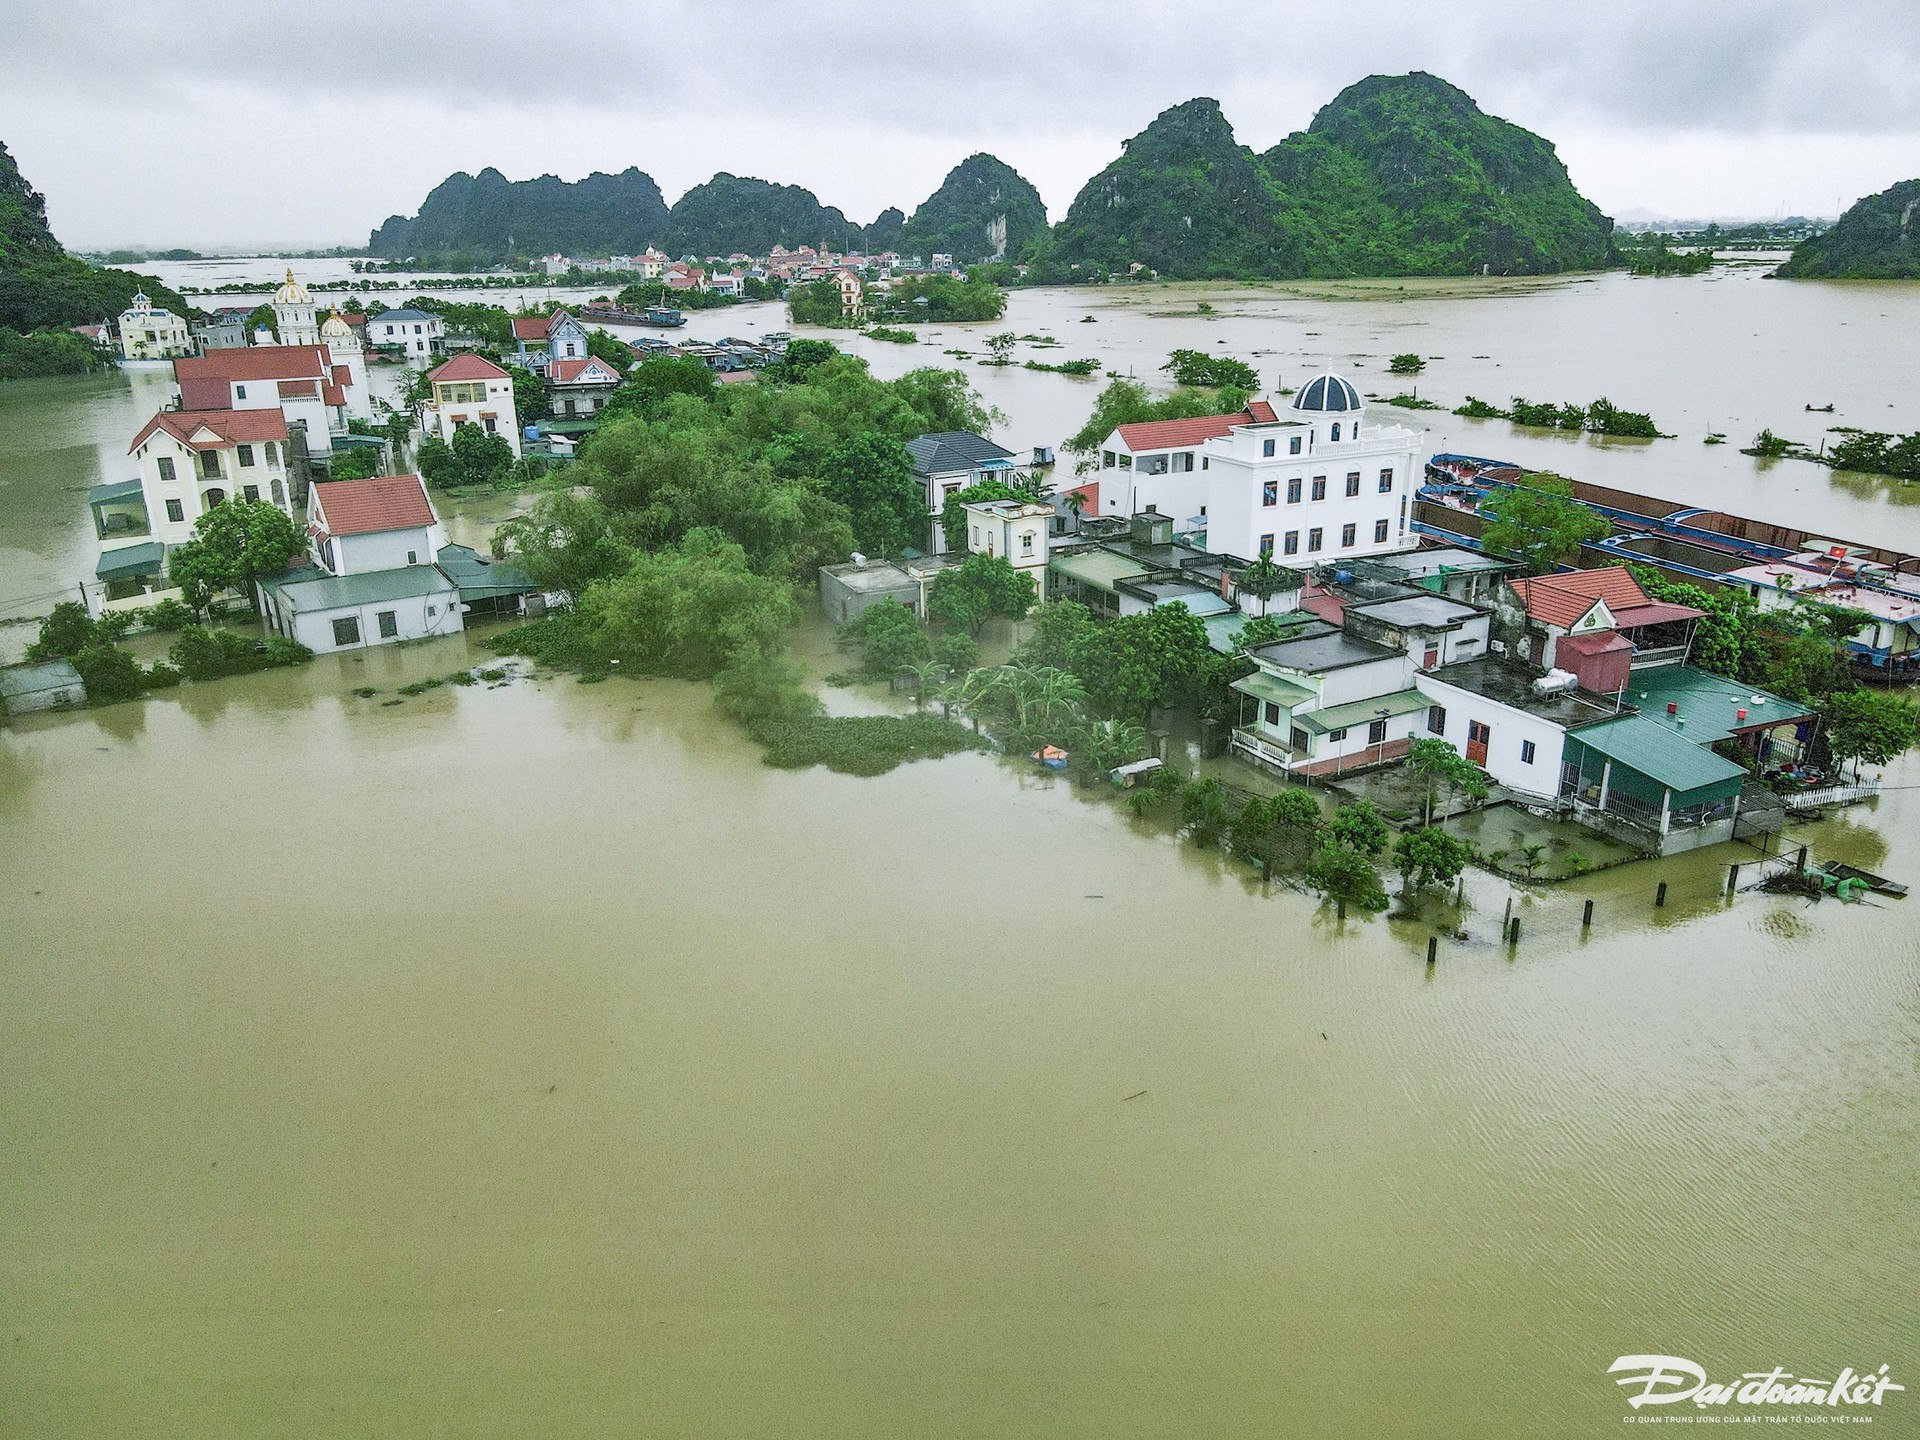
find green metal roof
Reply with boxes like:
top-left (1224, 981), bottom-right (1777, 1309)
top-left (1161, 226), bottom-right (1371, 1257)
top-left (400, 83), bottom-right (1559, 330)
top-left (1230, 671), bottom-right (1316, 709)
top-left (436, 543), bottom-right (537, 600)
top-left (1568, 714), bottom-right (1747, 794)
top-left (1203, 612), bottom-right (1247, 654)
top-left (1295, 687), bottom-right (1429, 736)
top-left (261, 564), bottom-right (455, 613)
top-left (1049, 548), bottom-right (1148, 593)
top-left (88, 478), bottom-right (145, 506)
top-left (95, 540), bottom-right (166, 579)
top-left (1625, 665), bottom-right (1813, 744)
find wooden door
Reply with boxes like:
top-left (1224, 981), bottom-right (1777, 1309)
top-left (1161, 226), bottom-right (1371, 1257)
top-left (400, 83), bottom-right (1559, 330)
top-left (1467, 720), bottom-right (1491, 765)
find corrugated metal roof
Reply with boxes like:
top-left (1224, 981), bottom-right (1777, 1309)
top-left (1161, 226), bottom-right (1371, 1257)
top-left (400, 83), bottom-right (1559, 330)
top-left (1049, 548), bottom-right (1149, 592)
top-left (436, 544), bottom-right (538, 600)
top-left (95, 541), bottom-right (166, 579)
top-left (88, 478), bottom-right (145, 505)
top-left (1569, 715), bottom-right (1746, 793)
top-left (1627, 665), bottom-right (1814, 744)
top-left (1230, 672), bottom-right (1316, 708)
top-left (1296, 687), bottom-right (1429, 735)
top-left (0, 659), bottom-right (82, 700)
top-left (261, 564), bottom-right (455, 613)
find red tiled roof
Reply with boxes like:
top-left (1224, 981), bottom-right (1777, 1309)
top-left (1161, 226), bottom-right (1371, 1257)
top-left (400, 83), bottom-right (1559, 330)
top-left (1116, 408), bottom-right (1259, 451)
top-left (175, 345), bottom-right (332, 384)
top-left (1064, 481), bottom-right (1099, 511)
top-left (342, 312), bottom-right (365, 327)
top-left (427, 354), bottom-right (509, 383)
top-left (548, 356), bottom-right (620, 383)
top-left (176, 376), bottom-right (230, 409)
top-left (322, 382), bottom-right (346, 407)
top-left (1509, 567), bottom-right (1651, 629)
top-left (512, 316), bottom-right (551, 341)
top-left (1246, 400), bottom-right (1279, 423)
top-left (715, 369), bottom-right (755, 384)
top-left (309, 474), bottom-right (435, 536)
top-left (278, 378), bottom-right (318, 398)
top-left (128, 408), bottom-right (289, 454)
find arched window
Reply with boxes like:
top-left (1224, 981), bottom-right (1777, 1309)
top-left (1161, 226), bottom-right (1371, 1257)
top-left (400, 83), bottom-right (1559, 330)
top-left (1331, 422), bottom-right (1342, 442)
top-left (203, 488), bottom-right (226, 508)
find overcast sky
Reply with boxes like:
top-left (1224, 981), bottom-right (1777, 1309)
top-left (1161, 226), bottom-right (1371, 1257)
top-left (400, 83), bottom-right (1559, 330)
top-left (6, 0), bottom-right (1917, 250)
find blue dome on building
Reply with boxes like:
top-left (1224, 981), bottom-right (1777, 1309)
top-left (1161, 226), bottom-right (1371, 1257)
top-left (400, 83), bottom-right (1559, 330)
top-left (1292, 373), bottom-right (1362, 413)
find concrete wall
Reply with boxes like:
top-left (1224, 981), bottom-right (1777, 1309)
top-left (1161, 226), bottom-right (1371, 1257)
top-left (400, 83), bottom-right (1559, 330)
top-left (1413, 675), bottom-right (1571, 799)
top-left (286, 587), bottom-right (463, 653)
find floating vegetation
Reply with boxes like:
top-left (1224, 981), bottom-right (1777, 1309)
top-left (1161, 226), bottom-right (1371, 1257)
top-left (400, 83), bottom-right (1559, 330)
top-left (866, 326), bottom-right (917, 344)
top-left (352, 686), bottom-right (378, 698)
top-left (1383, 393), bottom-right (1444, 411)
top-left (749, 714), bottom-right (987, 777)
top-left (1023, 357), bottom-right (1102, 376)
top-left (1705, 432), bottom-right (1728, 445)
top-left (1455, 394), bottom-right (1666, 437)
top-left (475, 668), bottom-right (508, 682)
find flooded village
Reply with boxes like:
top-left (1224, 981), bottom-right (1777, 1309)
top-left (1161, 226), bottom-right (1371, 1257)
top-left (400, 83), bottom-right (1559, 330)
top-left (3, 50), bottom-right (1919, 1435)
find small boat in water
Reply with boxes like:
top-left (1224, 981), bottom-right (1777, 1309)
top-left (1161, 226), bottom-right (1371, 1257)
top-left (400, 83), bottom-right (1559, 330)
top-left (1818, 861), bottom-right (1907, 896)
top-left (1805, 403), bottom-right (1836, 413)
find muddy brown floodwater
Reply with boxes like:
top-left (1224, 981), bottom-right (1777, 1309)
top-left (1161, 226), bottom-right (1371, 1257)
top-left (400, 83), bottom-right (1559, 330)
top-left (3, 264), bottom-right (1918, 1434)
top-left (2, 625), bottom-right (1916, 1437)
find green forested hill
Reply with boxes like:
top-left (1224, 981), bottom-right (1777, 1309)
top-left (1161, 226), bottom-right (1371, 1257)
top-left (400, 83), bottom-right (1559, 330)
top-left (0, 139), bottom-right (190, 333)
top-left (900, 153), bottom-right (1048, 262)
top-left (1775, 179), bottom-right (1920, 278)
top-left (368, 167), bottom-right (672, 263)
top-left (665, 174), bottom-right (866, 256)
top-left (1049, 74), bottom-right (1613, 279)
top-left (1051, 98), bottom-right (1307, 278)
top-left (1265, 73), bottom-right (1614, 275)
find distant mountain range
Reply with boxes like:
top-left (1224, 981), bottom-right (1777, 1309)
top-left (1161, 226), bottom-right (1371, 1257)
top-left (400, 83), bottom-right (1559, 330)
top-left (368, 73), bottom-right (1616, 278)
top-left (1775, 178), bottom-right (1920, 279)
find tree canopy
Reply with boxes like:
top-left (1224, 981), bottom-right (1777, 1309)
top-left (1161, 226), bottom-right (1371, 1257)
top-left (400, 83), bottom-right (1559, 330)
top-left (1477, 472), bottom-right (1610, 573)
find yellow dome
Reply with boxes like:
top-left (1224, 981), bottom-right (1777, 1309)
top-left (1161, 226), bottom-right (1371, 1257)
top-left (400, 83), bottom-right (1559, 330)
top-left (320, 308), bottom-right (353, 338)
top-left (273, 268), bottom-right (312, 306)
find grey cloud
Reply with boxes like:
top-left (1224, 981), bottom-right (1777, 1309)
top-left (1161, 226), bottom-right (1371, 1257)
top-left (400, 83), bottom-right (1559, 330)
top-left (3, 0), bottom-right (1917, 246)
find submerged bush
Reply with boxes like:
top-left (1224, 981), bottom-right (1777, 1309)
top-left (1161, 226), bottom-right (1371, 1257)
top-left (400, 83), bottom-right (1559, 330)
top-left (749, 714), bottom-right (986, 776)
top-left (169, 625), bottom-right (313, 682)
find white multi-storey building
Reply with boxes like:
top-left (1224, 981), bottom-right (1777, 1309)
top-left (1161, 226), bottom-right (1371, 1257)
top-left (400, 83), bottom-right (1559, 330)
top-left (1093, 372), bottom-right (1420, 567)
top-left (116, 291), bottom-right (193, 359)
top-left (417, 354), bottom-right (522, 457)
top-left (126, 407), bottom-right (295, 545)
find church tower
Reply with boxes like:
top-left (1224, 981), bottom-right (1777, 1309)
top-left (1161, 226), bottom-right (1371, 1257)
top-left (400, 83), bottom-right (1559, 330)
top-left (321, 308), bottom-right (371, 419)
top-left (272, 269), bottom-right (319, 347)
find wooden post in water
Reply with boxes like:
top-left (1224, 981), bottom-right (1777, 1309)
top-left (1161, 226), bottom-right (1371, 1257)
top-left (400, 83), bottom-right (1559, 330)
top-left (1795, 845), bottom-right (1808, 874)
top-left (1656, 881), bottom-right (1668, 907)
top-left (1726, 863), bottom-right (1739, 895)
top-left (1502, 896), bottom-right (1513, 932)
top-left (1508, 916), bottom-right (1520, 944)
top-left (1426, 935), bottom-right (1438, 966)
top-left (1582, 898), bottom-right (1594, 928)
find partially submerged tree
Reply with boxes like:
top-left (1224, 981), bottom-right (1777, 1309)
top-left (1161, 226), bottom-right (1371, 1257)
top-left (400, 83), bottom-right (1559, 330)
top-left (166, 499), bottom-right (303, 617)
top-left (1819, 689), bottom-right (1920, 775)
top-left (926, 553), bottom-right (1036, 635)
top-left (1393, 827), bottom-right (1472, 893)
top-left (1477, 472), bottom-right (1609, 573)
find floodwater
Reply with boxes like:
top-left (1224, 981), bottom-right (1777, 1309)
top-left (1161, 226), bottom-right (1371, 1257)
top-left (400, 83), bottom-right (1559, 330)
top-left (3, 633), bottom-right (1916, 1436)
top-left (4, 267), bottom-right (1919, 1434)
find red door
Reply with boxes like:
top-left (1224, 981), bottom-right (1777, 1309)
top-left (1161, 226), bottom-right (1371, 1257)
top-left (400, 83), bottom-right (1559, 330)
top-left (1466, 720), bottom-right (1491, 765)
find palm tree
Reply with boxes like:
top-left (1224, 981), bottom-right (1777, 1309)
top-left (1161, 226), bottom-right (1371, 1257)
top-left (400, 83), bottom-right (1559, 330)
top-left (896, 659), bottom-right (947, 713)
